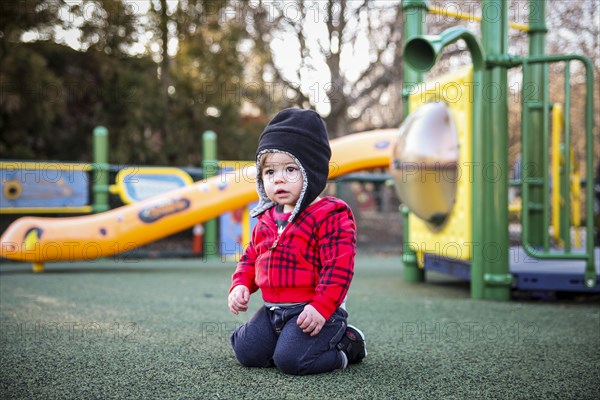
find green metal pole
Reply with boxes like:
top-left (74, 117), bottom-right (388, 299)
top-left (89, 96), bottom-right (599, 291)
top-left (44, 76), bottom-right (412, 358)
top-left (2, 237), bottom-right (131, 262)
top-left (400, 205), bottom-right (420, 280)
top-left (92, 126), bottom-right (109, 213)
top-left (464, 35), bottom-right (485, 300)
top-left (401, 0), bottom-right (427, 283)
top-left (480, 0), bottom-right (511, 300)
top-left (561, 62), bottom-right (572, 253)
top-left (559, 145), bottom-right (570, 249)
top-left (202, 130), bottom-right (218, 258)
top-left (525, 0), bottom-right (547, 248)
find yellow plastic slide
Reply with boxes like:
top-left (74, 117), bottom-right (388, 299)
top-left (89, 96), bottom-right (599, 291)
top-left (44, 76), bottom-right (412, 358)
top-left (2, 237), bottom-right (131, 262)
top-left (0, 129), bottom-right (396, 265)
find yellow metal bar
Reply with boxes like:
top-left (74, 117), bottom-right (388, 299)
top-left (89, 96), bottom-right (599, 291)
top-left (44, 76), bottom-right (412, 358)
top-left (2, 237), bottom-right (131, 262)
top-left (415, 250), bottom-right (425, 268)
top-left (241, 206), bottom-right (250, 253)
top-left (32, 262), bottom-right (45, 273)
top-left (0, 206), bottom-right (94, 214)
top-left (570, 148), bottom-right (581, 248)
top-left (428, 6), bottom-right (529, 32)
top-left (550, 104), bottom-right (581, 248)
top-left (508, 200), bottom-right (521, 214)
top-left (551, 104), bottom-right (563, 245)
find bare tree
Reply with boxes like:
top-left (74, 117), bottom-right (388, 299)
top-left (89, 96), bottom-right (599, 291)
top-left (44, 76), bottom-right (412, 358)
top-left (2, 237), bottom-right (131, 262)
top-left (246, 0), bottom-right (404, 137)
top-left (546, 0), bottom-right (600, 164)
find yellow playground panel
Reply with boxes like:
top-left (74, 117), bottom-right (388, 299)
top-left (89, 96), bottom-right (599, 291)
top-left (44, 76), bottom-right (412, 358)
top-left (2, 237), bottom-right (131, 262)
top-left (407, 67), bottom-right (473, 264)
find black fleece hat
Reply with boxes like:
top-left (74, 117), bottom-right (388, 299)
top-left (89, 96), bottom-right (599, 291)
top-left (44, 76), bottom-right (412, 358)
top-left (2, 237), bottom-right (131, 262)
top-left (251, 108), bottom-right (331, 221)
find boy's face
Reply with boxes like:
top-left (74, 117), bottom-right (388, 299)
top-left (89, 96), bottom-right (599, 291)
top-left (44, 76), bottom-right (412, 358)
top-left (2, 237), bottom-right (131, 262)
top-left (261, 152), bottom-right (304, 213)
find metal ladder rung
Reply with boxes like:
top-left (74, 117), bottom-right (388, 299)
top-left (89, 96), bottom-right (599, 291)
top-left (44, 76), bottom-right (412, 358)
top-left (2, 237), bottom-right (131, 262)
top-left (523, 178), bottom-right (544, 185)
top-left (525, 101), bottom-right (553, 110)
top-left (526, 203), bottom-right (544, 211)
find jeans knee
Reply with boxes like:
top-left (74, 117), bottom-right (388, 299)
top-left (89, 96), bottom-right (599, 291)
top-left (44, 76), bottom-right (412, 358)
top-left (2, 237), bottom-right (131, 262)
top-left (232, 347), bottom-right (262, 367)
top-left (230, 331), bottom-right (273, 368)
top-left (273, 351), bottom-right (311, 375)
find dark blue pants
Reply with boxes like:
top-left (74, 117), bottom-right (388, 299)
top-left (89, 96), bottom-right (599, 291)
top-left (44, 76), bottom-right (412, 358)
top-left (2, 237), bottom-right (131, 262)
top-left (230, 305), bottom-right (348, 375)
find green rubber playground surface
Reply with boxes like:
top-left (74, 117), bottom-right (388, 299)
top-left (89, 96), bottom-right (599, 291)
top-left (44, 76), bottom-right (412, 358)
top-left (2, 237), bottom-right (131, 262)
top-left (1, 256), bottom-right (598, 399)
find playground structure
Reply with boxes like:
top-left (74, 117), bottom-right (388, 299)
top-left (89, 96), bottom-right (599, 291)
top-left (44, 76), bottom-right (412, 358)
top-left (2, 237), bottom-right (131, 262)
top-left (0, 130), bottom-right (396, 271)
top-left (394, 0), bottom-right (597, 299)
top-left (0, 0), bottom-right (597, 299)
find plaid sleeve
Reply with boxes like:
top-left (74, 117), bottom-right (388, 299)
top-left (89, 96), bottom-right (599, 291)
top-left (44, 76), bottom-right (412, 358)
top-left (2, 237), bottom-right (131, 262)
top-left (310, 205), bottom-right (356, 320)
top-left (230, 232), bottom-right (259, 294)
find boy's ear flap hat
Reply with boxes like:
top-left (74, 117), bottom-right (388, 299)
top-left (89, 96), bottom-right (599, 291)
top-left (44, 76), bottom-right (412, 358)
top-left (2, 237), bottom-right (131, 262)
top-left (251, 108), bottom-right (331, 221)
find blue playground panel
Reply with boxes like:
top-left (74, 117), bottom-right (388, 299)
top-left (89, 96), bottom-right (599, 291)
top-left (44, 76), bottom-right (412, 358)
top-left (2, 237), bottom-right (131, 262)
top-left (0, 166), bottom-right (89, 208)
top-left (424, 248), bottom-right (600, 293)
top-left (220, 201), bottom-right (258, 259)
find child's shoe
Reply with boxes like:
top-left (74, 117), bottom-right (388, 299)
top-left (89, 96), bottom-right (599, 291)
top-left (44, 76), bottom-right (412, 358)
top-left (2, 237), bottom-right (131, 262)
top-left (337, 325), bottom-right (367, 364)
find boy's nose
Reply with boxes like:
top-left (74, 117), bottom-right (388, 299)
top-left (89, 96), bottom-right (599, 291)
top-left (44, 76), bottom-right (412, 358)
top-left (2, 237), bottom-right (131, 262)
top-left (274, 172), bottom-right (285, 183)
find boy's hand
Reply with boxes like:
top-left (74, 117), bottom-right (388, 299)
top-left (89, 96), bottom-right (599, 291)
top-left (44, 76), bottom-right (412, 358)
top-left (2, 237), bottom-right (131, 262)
top-left (297, 304), bottom-right (326, 336)
top-left (228, 285), bottom-right (250, 314)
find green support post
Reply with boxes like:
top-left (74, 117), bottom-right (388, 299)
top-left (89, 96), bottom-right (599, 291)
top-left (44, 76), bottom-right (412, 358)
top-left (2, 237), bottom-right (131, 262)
top-left (402, 0), bottom-right (427, 126)
top-left (401, 0), bottom-right (427, 283)
top-left (401, 206), bottom-right (420, 281)
top-left (524, 0), bottom-right (548, 248)
top-left (480, 0), bottom-right (511, 300)
top-left (202, 130), bottom-right (218, 259)
top-left (92, 126), bottom-right (110, 213)
top-left (558, 145), bottom-right (571, 250)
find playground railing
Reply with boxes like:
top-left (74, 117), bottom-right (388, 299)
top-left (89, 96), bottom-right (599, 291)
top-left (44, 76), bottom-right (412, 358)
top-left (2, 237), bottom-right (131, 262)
top-left (517, 54), bottom-right (596, 288)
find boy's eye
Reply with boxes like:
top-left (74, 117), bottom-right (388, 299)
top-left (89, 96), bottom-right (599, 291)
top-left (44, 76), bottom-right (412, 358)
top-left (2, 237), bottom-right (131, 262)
top-left (263, 169), bottom-right (274, 176)
top-left (286, 166), bottom-right (298, 173)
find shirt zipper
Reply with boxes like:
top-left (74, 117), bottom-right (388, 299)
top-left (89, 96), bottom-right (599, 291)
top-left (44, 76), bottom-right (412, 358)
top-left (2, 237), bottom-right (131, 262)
top-left (269, 214), bottom-right (291, 250)
top-left (269, 235), bottom-right (280, 250)
top-left (267, 218), bottom-right (291, 287)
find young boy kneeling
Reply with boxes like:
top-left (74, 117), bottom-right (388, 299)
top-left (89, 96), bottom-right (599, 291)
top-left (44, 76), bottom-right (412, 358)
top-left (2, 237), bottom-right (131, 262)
top-left (228, 108), bottom-right (367, 375)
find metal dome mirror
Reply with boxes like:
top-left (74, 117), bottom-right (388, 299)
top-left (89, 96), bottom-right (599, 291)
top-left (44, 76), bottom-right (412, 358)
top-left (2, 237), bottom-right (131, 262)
top-left (390, 102), bottom-right (459, 230)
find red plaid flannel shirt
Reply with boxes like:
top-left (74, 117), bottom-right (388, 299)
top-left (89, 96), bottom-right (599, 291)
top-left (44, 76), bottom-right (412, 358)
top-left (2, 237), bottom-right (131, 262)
top-left (230, 197), bottom-right (356, 320)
